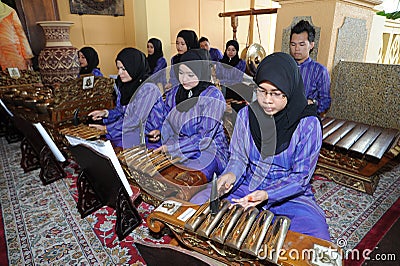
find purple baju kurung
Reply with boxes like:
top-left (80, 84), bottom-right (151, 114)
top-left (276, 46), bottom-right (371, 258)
top-left (168, 56), bottom-right (179, 88)
top-left (209, 47), bottom-right (223, 62)
top-left (192, 106), bottom-right (330, 240)
top-left (297, 57), bottom-right (331, 114)
top-left (103, 82), bottom-right (165, 149)
top-left (150, 57), bottom-right (167, 86)
top-left (215, 59), bottom-right (246, 86)
top-left (161, 85), bottom-right (229, 181)
top-left (91, 68), bottom-right (103, 77)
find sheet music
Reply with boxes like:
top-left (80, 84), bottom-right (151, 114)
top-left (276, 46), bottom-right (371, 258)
top-left (0, 99), bottom-right (13, 117)
top-left (65, 135), bottom-right (133, 196)
top-left (33, 123), bottom-right (66, 162)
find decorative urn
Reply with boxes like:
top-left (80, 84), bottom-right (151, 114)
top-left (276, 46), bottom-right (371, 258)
top-left (37, 21), bottom-right (80, 85)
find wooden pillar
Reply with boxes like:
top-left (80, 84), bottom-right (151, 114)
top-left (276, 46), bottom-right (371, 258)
top-left (248, 0), bottom-right (255, 45)
top-left (231, 16), bottom-right (238, 40)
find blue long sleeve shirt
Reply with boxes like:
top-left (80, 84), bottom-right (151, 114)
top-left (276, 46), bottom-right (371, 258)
top-left (225, 106), bottom-right (322, 211)
top-left (297, 57), bottom-right (331, 114)
top-left (215, 59), bottom-right (246, 86)
top-left (209, 48), bottom-right (223, 62)
top-left (161, 85), bottom-right (229, 177)
top-left (103, 82), bottom-right (165, 148)
top-left (150, 57), bottom-right (167, 86)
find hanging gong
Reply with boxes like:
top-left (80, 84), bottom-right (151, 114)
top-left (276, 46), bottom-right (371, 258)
top-left (245, 43), bottom-right (266, 77)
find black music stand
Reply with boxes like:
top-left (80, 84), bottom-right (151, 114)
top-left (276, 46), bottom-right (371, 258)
top-left (0, 100), bottom-right (23, 143)
top-left (70, 144), bottom-right (142, 241)
top-left (12, 116), bottom-right (65, 184)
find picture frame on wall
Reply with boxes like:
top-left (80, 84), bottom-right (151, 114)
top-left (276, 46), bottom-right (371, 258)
top-left (69, 0), bottom-right (124, 16)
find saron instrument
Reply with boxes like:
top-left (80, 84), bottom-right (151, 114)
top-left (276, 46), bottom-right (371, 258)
top-left (147, 199), bottom-right (343, 266)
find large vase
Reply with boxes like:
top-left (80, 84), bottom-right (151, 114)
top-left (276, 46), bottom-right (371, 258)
top-left (37, 21), bottom-right (80, 85)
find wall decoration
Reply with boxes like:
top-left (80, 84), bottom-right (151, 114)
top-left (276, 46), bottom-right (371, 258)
top-left (69, 0), bottom-right (124, 16)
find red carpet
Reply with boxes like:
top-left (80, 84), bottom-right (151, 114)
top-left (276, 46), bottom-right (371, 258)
top-left (0, 204), bottom-right (8, 266)
top-left (345, 197), bottom-right (400, 266)
top-left (64, 160), bottom-right (173, 264)
top-left (1, 137), bottom-right (399, 265)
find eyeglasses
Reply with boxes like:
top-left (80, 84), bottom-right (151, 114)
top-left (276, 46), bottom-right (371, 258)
top-left (255, 88), bottom-right (286, 99)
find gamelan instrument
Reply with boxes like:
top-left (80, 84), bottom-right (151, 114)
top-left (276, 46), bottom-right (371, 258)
top-left (1, 72), bottom-right (114, 148)
top-left (147, 199), bottom-right (343, 266)
top-left (118, 145), bottom-right (181, 177)
top-left (245, 43), bottom-right (266, 76)
top-left (316, 117), bottom-right (400, 194)
top-left (59, 124), bottom-right (106, 140)
top-left (117, 145), bottom-right (208, 206)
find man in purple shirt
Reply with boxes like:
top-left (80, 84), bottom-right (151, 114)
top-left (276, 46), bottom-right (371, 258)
top-left (199, 36), bottom-right (223, 62)
top-left (290, 20), bottom-right (331, 115)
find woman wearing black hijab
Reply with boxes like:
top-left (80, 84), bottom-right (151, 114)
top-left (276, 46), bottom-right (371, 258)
top-left (78, 46), bottom-right (103, 77)
top-left (151, 49), bottom-right (229, 181)
top-left (146, 38), bottom-right (167, 90)
top-left (88, 48), bottom-right (165, 149)
top-left (216, 40), bottom-right (247, 102)
top-left (192, 52), bottom-right (330, 241)
top-left (146, 38), bottom-right (167, 74)
top-left (165, 29), bottom-right (199, 90)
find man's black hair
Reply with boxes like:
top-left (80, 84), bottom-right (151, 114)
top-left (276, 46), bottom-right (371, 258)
top-left (290, 20), bottom-right (315, 43)
top-left (199, 36), bottom-right (209, 43)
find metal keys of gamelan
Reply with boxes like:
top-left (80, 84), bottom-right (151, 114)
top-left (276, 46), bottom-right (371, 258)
top-left (260, 216), bottom-right (291, 263)
top-left (195, 200), bottom-right (230, 238)
top-left (241, 209), bottom-right (274, 258)
top-left (225, 206), bottom-right (259, 250)
top-left (210, 204), bottom-right (244, 244)
top-left (183, 200), bottom-right (291, 263)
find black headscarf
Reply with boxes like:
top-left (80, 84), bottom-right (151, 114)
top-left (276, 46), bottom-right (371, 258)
top-left (147, 38), bottom-right (163, 73)
top-left (175, 49), bottom-right (212, 112)
top-left (79, 47), bottom-right (100, 75)
top-left (115, 48), bottom-right (150, 106)
top-left (220, 40), bottom-right (240, 68)
top-left (249, 52), bottom-right (319, 157)
top-left (172, 30), bottom-right (199, 65)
